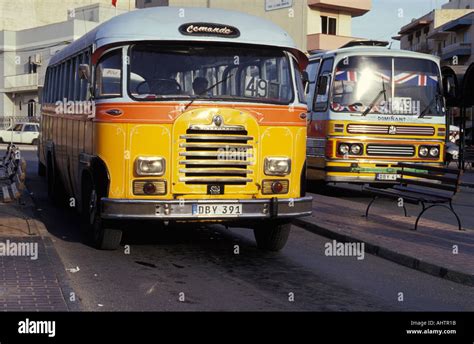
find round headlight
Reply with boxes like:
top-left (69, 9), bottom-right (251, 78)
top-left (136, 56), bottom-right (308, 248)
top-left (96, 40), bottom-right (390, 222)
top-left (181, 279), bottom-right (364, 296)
top-left (429, 147), bottom-right (440, 157)
top-left (419, 146), bottom-right (429, 157)
top-left (350, 144), bottom-right (361, 155)
top-left (339, 143), bottom-right (350, 155)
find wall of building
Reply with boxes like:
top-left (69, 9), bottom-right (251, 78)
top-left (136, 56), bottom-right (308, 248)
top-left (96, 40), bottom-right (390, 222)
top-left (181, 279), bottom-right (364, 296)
top-left (442, 0), bottom-right (474, 9)
top-left (0, 0), bottom-right (132, 31)
top-left (399, 9), bottom-right (473, 51)
top-left (136, 0), bottom-right (168, 7)
top-left (0, 3), bottom-right (122, 118)
top-left (167, 0), bottom-right (308, 50)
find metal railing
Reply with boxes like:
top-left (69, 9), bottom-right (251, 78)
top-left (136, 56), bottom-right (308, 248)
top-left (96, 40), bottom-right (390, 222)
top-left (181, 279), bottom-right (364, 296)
top-left (0, 116), bottom-right (40, 130)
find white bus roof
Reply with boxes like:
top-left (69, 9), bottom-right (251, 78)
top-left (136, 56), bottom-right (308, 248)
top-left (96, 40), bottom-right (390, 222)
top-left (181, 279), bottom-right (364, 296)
top-left (49, 7), bottom-right (306, 66)
top-left (308, 46), bottom-right (440, 65)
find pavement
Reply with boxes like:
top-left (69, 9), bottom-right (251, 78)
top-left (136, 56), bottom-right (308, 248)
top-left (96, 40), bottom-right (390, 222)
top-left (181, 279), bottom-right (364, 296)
top-left (295, 181), bottom-right (474, 287)
top-left (0, 185), bottom-right (78, 311)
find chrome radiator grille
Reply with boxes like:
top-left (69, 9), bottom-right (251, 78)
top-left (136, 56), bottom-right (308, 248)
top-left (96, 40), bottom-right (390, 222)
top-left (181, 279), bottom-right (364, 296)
top-left (178, 127), bottom-right (254, 185)
top-left (347, 124), bottom-right (435, 136)
top-left (366, 144), bottom-right (415, 157)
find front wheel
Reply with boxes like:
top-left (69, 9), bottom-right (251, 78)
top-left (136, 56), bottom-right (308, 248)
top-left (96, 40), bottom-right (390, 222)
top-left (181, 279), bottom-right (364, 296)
top-left (37, 161), bottom-right (46, 177)
top-left (46, 157), bottom-right (66, 205)
top-left (81, 179), bottom-right (122, 250)
top-left (253, 221), bottom-right (291, 252)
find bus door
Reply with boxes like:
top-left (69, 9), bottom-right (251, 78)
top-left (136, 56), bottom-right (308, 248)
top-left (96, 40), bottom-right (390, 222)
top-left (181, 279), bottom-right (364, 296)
top-left (307, 57), bottom-right (334, 179)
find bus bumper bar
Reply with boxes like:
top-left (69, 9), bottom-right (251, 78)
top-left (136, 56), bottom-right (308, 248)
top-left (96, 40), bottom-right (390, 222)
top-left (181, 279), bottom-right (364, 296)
top-left (100, 197), bottom-right (313, 220)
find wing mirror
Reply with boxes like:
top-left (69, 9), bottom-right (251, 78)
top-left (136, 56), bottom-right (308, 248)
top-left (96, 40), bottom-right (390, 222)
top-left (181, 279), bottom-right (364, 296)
top-left (79, 64), bottom-right (90, 80)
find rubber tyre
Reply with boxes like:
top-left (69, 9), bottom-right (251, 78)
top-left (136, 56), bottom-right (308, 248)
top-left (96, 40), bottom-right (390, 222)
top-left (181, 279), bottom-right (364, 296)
top-left (82, 179), bottom-right (122, 250)
top-left (253, 222), bottom-right (291, 252)
top-left (308, 179), bottom-right (326, 193)
top-left (38, 161), bottom-right (46, 177)
top-left (46, 157), bottom-right (65, 205)
top-left (32, 139), bottom-right (38, 145)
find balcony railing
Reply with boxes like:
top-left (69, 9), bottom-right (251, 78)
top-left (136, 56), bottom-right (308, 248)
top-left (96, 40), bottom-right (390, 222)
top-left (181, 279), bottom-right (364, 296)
top-left (307, 0), bottom-right (371, 16)
top-left (307, 33), bottom-right (364, 51)
top-left (442, 42), bottom-right (472, 60)
top-left (409, 42), bottom-right (431, 53)
top-left (3, 73), bottom-right (39, 92)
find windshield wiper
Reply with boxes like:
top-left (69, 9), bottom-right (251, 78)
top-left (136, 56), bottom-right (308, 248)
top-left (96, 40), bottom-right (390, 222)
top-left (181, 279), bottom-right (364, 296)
top-left (362, 78), bottom-right (387, 116)
top-left (184, 73), bottom-right (235, 110)
top-left (418, 93), bottom-right (441, 118)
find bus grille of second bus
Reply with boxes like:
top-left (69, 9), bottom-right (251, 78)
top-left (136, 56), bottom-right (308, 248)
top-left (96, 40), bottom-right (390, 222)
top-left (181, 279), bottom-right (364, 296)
top-left (178, 128), bottom-right (255, 185)
top-left (366, 144), bottom-right (415, 157)
top-left (347, 124), bottom-right (435, 136)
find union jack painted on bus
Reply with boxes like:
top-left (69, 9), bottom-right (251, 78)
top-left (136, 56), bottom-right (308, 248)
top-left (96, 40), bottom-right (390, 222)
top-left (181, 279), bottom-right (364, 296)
top-left (335, 69), bottom-right (358, 82)
top-left (335, 69), bottom-right (438, 87)
top-left (394, 73), bottom-right (438, 86)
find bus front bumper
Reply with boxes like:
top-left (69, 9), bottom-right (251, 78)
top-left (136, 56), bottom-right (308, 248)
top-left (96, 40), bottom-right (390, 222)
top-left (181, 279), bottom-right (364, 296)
top-left (101, 197), bottom-right (313, 221)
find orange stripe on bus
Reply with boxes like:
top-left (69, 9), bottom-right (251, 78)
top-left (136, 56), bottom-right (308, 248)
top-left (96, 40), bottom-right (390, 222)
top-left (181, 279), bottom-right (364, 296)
top-left (41, 102), bottom-right (308, 125)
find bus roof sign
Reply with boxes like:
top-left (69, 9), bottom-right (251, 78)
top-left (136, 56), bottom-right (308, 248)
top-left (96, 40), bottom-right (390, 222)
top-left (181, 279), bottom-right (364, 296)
top-left (179, 23), bottom-right (240, 38)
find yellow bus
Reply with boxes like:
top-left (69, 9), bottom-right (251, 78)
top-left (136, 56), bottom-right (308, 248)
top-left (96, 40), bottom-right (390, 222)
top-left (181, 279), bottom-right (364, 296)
top-left (39, 7), bottom-right (312, 250)
top-left (305, 46), bottom-right (447, 184)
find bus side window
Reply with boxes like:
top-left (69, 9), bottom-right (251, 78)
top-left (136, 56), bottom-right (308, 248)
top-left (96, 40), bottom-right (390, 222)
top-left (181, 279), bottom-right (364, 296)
top-left (95, 49), bottom-right (122, 98)
top-left (305, 59), bottom-right (320, 111)
top-left (80, 51), bottom-right (91, 101)
top-left (43, 68), bottom-right (50, 104)
top-left (313, 58), bottom-right (333, 112)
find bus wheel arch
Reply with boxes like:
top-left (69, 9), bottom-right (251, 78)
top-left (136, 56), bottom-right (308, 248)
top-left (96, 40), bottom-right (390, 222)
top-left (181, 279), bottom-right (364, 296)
top-left (80, 161), bottom-right (121, 250)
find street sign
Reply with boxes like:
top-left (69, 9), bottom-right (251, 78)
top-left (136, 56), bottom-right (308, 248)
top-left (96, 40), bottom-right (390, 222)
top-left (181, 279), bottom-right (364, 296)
top-left (265, 0), bottom-right (293, 11)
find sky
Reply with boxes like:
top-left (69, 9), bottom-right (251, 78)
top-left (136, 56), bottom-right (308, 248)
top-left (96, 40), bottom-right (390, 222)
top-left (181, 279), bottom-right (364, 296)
top-left (352, 0), bottom-right (450, 48)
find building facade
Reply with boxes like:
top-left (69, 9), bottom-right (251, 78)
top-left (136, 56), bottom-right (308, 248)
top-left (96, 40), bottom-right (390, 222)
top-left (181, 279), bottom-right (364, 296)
top-left (0, 2), bottom-right (130, 122)
top-left (135, 0), bottom-right (372, 51)
top-left (395, 0), bottom-right (474, 157)
top-left (396, 0), bottom-right (474, 65)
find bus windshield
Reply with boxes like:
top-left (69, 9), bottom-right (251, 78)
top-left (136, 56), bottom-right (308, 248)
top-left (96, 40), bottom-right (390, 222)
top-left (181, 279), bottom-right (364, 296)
top-left (128, 44), bottom-right (294, 104)
top-left (331, 56), bottom-right (443, 117)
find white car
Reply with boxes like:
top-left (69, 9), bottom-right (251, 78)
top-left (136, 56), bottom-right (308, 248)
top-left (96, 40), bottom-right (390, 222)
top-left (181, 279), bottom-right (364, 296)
top-left (0, 122), bottom-right (40, 145)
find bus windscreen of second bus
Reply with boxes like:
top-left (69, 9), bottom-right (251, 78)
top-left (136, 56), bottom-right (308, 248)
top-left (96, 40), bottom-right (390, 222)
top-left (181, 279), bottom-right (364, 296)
top-left (331, 56), bottom-right (444, 117)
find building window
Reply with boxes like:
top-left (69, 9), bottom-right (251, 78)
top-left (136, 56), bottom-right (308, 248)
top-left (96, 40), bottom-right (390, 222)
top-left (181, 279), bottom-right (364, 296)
top-left (416, 30), bottom-right (421, 44)
top-left (28, 57), bottom-right (37, 74)
top-left (321, 16), bottom-right (337, 35)
top-left (27, 100), bottom-right (36, 118)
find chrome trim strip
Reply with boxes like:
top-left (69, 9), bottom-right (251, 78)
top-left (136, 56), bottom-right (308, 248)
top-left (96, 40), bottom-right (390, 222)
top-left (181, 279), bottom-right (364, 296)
top-left (189, 124), bottom-right (245, 131)
top-left (179, 152), bottom-right (254, 157)
top-left (101, 196), bottom-right (313, 220)
top-left (179, 143), bottom-right (253, 149)
top-left (179, 160), bottom-right (251, 166)
top-left (178, 168), bottom-right (252, 174)
top-left (180, 135), bottom-right (253, 141)
top-left (179, 177), bottom-right (252, 182)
